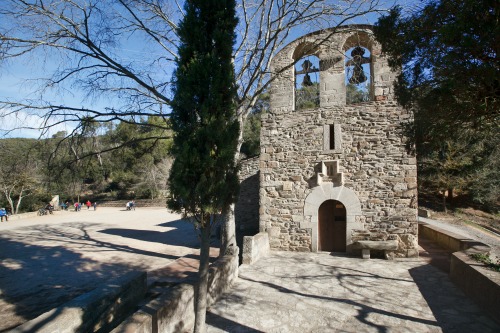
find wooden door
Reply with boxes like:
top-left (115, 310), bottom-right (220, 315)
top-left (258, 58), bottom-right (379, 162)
top-left (318, 200), bottom-right (346, 252)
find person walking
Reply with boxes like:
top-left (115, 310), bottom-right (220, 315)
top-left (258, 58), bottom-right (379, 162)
top-left (86, 200), bottom-right (91, 210)
top-left (93, 202), bottom-right (97, 211)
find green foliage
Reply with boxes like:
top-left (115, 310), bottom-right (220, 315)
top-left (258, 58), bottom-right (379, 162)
top-left (241, 112), bottom-right (261, 158)
top-left (0, 138), bottom-right (44, 213)
top-left (469, 142), bottom-right (500, 208)
top-left (240, 93), bottom-right (268, 158)
top-left (374, 1), bottom-right (500, 209)
top-left (374, 1), bottom-right (498, 124)
top-left (346, 83), bottom-right (370, 104)
top-left (168, 0), bottom-right (240, 220)
top-left (296, 82), bottom-right (320, 110)
top-left (470, 253), bottom-right (500, 272)
top-left (0, 117), bottom-right (172, 212)
top-left (167, 1), bottom-right (239, 330)
top-left (106, 118), bottom-right (172, 199)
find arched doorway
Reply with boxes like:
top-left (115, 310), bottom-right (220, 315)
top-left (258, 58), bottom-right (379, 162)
top-left (318, 200), bottom-right (346, 252)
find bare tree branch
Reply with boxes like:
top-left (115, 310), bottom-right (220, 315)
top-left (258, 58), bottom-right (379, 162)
top-left (1, 0), bottom-right (389, 142)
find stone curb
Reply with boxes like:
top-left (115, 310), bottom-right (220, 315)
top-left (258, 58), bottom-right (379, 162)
top-left (112, 252), bottom-right (239, 333)
top-left (11, 271), bottom-right (147, 333)
top-left (419, 222), bottom-right (499, 323)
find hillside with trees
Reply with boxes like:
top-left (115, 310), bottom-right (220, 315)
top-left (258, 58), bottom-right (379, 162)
top-left (0, 117), bottom-right (172, 213)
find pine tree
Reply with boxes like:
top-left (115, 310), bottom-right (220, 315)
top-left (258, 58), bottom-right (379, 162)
top-left (374, 1), bottom-right (499, 210)
top-left (167, 0), bottom-right (239, 331)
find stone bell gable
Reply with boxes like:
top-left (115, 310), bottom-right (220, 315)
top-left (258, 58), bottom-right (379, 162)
top-left (259, 25), bottom-right (418, 257)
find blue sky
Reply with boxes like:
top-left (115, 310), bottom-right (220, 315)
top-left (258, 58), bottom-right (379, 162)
top-left (0, 0), bottom-right (411, 138)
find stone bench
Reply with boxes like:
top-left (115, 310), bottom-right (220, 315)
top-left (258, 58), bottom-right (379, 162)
top-left (353, 240), bottom-right (398, 259)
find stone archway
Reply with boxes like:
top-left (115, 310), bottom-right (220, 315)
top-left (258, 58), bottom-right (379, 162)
top-left (318, 200), bottom-right (347, 252)
top-left (302, 184), bottom-right (362, 252)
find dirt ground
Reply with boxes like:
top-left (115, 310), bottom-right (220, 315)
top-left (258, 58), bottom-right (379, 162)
top-left (436, 207), bottom-right (500, 233)
top-left (0, 207), bottom-right (202, 332)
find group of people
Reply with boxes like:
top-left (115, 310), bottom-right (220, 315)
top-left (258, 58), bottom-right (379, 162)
top-left (126, 201), bottom-right (136, 211)
top-left (45, 202), bottom-right (55, 214)
top-left (0, 199), bottom-right (137, 221)
top-left (73, 200), bottom-right (97, 211)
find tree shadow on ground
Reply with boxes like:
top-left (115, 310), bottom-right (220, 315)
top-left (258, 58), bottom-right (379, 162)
top-left (417, 237), bottom-right (452, 273)
top-left (0, 220), bottom-right (208, 332)
top-left (0, 236), bottom-right (145, 332)
top-left (409, 264), bottom-right (500, 333)
top-left (237, 275), bottom-right (439, 333)
top-left (99, 220), bottom-right (200, 248)
top-left (100, 219), bottom-right (223, 249)
top-left (218, 252), bottom-right (439, 332)
top-left (14, 222), bottom-right (187, 261)
top-left (206, 311), bottom-right (264, 333)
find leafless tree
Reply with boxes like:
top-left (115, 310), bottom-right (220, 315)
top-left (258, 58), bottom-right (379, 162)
top-left (0, 144), bottom-right (41, 214)
top-left (1, 0), bottom-right (386, 132)
top-left (134, 156), bottom-right (172, 199)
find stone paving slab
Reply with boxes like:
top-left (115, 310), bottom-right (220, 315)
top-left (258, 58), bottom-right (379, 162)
top-left (0, 207), bottom-right (212, 331)
top-left (206, 251), bottom-right (499, 333)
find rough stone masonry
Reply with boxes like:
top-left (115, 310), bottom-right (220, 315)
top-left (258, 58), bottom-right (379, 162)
top-left (238, 25), bottom-right (418, 258)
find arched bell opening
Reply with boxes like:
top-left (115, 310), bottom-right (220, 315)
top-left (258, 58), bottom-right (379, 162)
top-left (345, 46), bottom-right (372, 104)
top-left (293, 42), bottom-right (320, 110)
top-left (343, 32), bottom-right (374, 104)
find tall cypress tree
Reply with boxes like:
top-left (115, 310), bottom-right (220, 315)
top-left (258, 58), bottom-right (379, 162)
top-left (168, 0), bottom-right (239, 331)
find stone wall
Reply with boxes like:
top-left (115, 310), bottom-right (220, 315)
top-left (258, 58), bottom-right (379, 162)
top-left (419, 222), bottom-right (499, 322)
top-left (235, 157), bottom-right (260, 259)
top-left (13, 271), bottom-right (147, 333)
top-left (242, 232), bottom-right (270, 265)
top-left (260, 25), bottom-right (418, 257)
top-left (111, 252), bottom-right (239, 333)
top-left (97, 199), bottom-right (166, 208)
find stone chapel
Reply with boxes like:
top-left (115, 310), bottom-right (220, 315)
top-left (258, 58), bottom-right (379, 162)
top-left (236, 25), bottom-right (418, 258)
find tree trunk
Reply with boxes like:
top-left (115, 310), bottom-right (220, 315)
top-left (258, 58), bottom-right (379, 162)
top-left (221, 109), bottom-right (245, 254)
top-left (3, 189), bottom-right (15, 215)
top-left (220, 205), bottom-right (236, 256)
top-left (193, 217), bottom-right (212, 333)
top-left (15, 187), bottom-right (24, 215)
top-left (447, 187), bottom-right (453, 203)
top-left (442, 191), bottom-right (447, 214)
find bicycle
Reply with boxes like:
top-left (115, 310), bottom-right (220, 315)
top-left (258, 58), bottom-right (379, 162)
top-left (37, 206), bottom-right (54, 216)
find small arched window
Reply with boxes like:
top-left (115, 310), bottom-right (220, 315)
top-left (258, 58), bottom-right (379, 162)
top-left (345, 45), bottom-right (372, 104)
top-left (295, 54), bottom-right (320, 110)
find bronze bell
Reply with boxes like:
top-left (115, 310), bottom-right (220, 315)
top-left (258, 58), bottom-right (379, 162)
top-left (349, 46), bottom-right (368, 84)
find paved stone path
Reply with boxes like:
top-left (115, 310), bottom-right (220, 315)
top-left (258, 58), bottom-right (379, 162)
top-left (2, 209), bottom-right (499, 332)
top-left (0, 207), bottom-right (212, 331)
top-left (206, 251), bottom-right (499, 333)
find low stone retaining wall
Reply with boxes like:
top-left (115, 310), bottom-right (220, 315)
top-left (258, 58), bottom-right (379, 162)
top-left (5, 211), bottom-right (39, 221)
top-left (242, 232), bottom-right (270, 265)
top-left (111, 252), bottom-right (239, 333)
top-left (419, 222), bottom-right (499, 322)
top-left (12, 271), bottom-right (147, 333)
top-left (418, 222), bottom-right (473, 252)
top-left (98, 199), bottom-right (166, 208)
top-left (450, 251), bottom-right (500, 322)
top-left (418, 208), bottom-right (431, 218)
